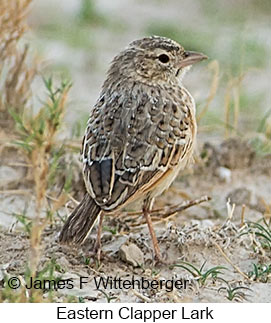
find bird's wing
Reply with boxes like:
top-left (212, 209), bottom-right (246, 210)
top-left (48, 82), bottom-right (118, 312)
top-left (82, 83), bottom-right (194, 211)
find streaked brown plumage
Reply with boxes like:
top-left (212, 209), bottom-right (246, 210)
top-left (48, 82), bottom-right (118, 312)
top-left (59, 36), bottom-right (207, 261)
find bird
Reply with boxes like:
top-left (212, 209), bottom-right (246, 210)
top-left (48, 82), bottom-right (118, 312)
top-left (59, 35), bottom-right (207, 262)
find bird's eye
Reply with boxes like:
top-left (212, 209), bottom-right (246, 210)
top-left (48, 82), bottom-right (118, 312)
top-left (158, 54), bottom-right (170, 63)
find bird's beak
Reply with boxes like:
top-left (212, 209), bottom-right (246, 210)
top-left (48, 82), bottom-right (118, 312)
top-left (178, 51), bottom-right (208, 68)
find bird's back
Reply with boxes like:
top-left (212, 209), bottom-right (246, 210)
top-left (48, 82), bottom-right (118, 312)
top-left (81, 79), bottom-right (196, 212)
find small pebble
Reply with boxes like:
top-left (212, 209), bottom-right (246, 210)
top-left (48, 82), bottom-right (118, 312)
top-left (119, 243), bottom-right (144, 267)
top-left (215, 166), bottom-right (231, 182)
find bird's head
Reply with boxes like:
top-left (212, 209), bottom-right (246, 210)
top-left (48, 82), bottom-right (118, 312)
top-left (106, 36), bottom-right (207, 87)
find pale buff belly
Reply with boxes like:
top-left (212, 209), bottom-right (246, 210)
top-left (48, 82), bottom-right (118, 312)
top-left (149, 150), bottom-right (194, 200)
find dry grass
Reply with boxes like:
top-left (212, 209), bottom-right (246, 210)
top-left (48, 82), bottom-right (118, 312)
top-left (197, 60), bottom-right (219, 123)
top-left (10, 77), bottom-right (72, 292)
top-left (0, 1), bottom-right (73, 302)
top-left (224, 72), bottom-right (245, 138)
top-left (0, 0), bottom-right (37, 130)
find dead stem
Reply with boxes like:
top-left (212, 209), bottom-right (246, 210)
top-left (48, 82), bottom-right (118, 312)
top-left (223, 73), bottom-right (245, 138)
top-left (0, 189), bottom-right (31, 195)
top-left (240, 204), bottom-right (246, 227)
top-left (67, 193), bottom-right (80, 205)
top-left (8, 162), bottom-right (32, 167)
top-left (214, 241), bottom-right (250, 280)
top-left (132, 290), bottom-right (151, 302)
top-left (152, 195), bottom-right (211, 220)
top-left (226, 198), bottom-right (235, 221)
top-left (197, 60), bottom-right (219, 122)
top-left (124, 195), bottom-right (211, 229)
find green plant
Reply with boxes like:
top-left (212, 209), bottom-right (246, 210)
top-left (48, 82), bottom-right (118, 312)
top-left (257, 108), bottom-right (271, 135)
top-left (77, 0), bottom-right (104, 25)
top-left (250, 136), bottom-right (271, 156)
top-left (218, 279), bottom-right (251, 301)
top-left (78, 296), bottom-right (85, 303)
top-left (247, 263), bottom-right (271, 282)
top-left (83, 256), bottom-right (91, 265)
top-left (251, 108), bottom-right (271, 155)
top-left (1, 258), bottom-right (64, 303)
top-left (103, 225), bottom-right (117, 235)
top-left (14, 213), bottom-right (32, 234)
top-left (10, 77), bottom-right (72, 155)
top-left (35, 258), bottom-right (64, 280)
top-left (97, 289), bottom-right (117, 303)
top-left (9, 77), bottom-right (72, 296)
top-left (10, 77), bottom-right (72, 205)
top-left (240, 219), bottom-right (271, 250)
top-left (170, 261), bottom-right (227, 286)
top-left (26, 258), bottom-right (64, 301)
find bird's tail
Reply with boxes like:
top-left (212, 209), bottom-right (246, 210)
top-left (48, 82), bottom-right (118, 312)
top-left (59, 194), bottom-right (101, 245)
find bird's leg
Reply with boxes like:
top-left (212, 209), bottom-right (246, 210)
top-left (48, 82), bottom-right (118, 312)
top-left (93, 212), bottom-right (104, 262)
top-left (143, 197), bottom-right (163, 263)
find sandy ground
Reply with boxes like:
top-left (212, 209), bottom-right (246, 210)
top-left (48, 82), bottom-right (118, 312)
top-left (1, 139), bottom-right (271, 302)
